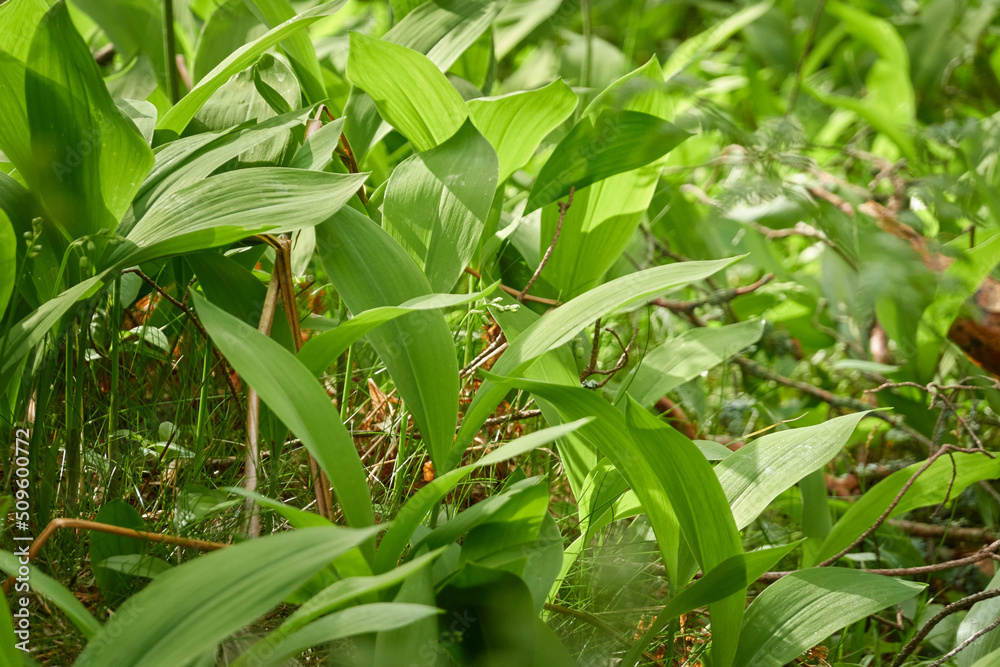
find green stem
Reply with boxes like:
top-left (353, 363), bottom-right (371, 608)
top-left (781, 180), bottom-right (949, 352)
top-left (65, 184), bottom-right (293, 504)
top-left (579, 0), bottom-right (592, 115)
top-left (162, 0), bottom-right (180, 104)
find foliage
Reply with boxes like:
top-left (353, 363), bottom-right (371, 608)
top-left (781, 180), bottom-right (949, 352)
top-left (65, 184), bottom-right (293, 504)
top-left (2, 0), bottom-right (1000, 665)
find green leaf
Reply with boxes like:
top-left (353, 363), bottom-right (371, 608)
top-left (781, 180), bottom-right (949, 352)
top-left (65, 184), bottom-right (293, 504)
top-left (929, 231), bottom-right (1000, 337)
top-left (455, 257), bottom-right (740, 463)
top-left (192, 0), bottom-right (267, 84)
top-left (525, 109), bottom-right (690, 212)
top-left (374, 420), bottom-right (589, 573)
top-left (732, 569), bottom-right (925, 667)
top-left (343, 0), bottom-right (506, 161)
top-left (957, 568), bottom-right (1000, 666)
top-left (0, 210), bottom-right (15, 319)
top-left (289, 117), bottom-right (345, 171)
top-left (298, 283), bottom-right (499, 377)
top-left (157, 1), bottom-right (347, 136)
top-left (283, 549), bottom-right (446, 633)
top-left (621, 542), bottom-right (800, 667)
top-left (814, 451), bottom-right (1000, 565)
top-left (73, 526), bottom-right (382, 667)
top-left (0, 272), bottom-right (110, 385)
top-left (716, 412), bottom-right (868, 531)
top-left (468, 78), bottom-right (577, 182)
top-left (0, 2), bottom-right (154, 239)
top-left (109, 168), bottom-right (368, 267)
top-left (192, 294), bottom-right (375, 533)
top-left (536, 57), bottom-right (674, 297)
top-left (130, 109), bottom-right (309, 223)
top-left (493, 0), bottom-right (562, 59)
top-left (250, 603), bottom-right (442, 667)
top-left (662, 1), bottom-right (774, 81)
top-left (315, 206), bottom-right (459, 473)
top-left (245, 0), bottom-right (326, 103)
top-left (0, 550), bottom-right (100, 640)
top-left (93, 554), bottom-right (173, 579)
top-left (90, 500), bottom-right (146, 604)
top-left (225, 488), bottom-right (333, 529)
top-left (618, 320), bottom-right (764, 406)
top-left (624, 397), bottom-right (743, 667)
top-left (70, 0), bottom-right (160, 65)
top-left (346, 32), bottom-right (469, 152)
top-left (0, 586), bottom-right (23, 666)
top-left (193, 53), bottom-right (300, 167)
top-left (484, 379), bottom-right (685, 583)
top-left (0, 0), bottom-right (47, 60)
top-left (383, 120), bottom-right (498, 291)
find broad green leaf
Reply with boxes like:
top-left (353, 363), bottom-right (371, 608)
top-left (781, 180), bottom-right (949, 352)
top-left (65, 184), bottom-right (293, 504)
top-left (283, 549), bottom-right (446, 632)
top-left (0, 211), bottom-right (15, 318)
top-left (662, 1), bottom-right (774, 81)
top-left (716, 412), bottom-right (868, 531)
top-left (250, 603), bottom-right (442, 667)
top-left (129, 109), bottom-right (309, 224)
top-left (343, 0), bottom-right (506, 161)
top-left (383, 120), bottom-right (498, 291)
top-left (290, 117), bottom-right (345, 171)
top-left (415, 475), bottom-right (547, 553)
top-left (0, 2), bottom-right (154, 239)
top-left (389, 0), bottom-right (423, 18)
top-left (454, 256), bottom-right (740, 462)
top-left (468, 78), bottom-right (577, 182)
top-left (246, 0), bottom-right (326, 103)
top-left (192, 53), bottom-right (300, 168)
top-left (192, 294), bottom-right (375, 533)
top-left (972, 648), bottom-right (1000, 667)
top-left (957, 568), bottom-right (1000, 666)
top-left (625, 398), bottom-right (743, 667)
top-left (73, 526), bottom-right (382, 667)
top-left (157, 1), bottom-right (347, 135)
top-left (0, 0), bottom-right (47, 60)
top-left (116, 99), bottom-right (157, 145)
top-left (929, 231), bottom-right (1000, 337)
top-left (805, 3), bottom-right (915, 159)
top-left (393, 0), bottom-right (507, 70)
top-left (482, 378), bottom-right (684, 582)
top-left (0, 586), bottom-right (23, 666)
top-left (373, 420), bottom-right (590, 573)
top-left (0, 272), bottom-right (110, 384)
top-left (525, 109), bottom-right (690, 212)
top-left (109, 168), bottom-right (368, 267)
top-left (225, 488), bottom-right (333, 529)
top-left (814, 451), bottom-right (1000, 565)
top-left (93, 554), bottom-right (173, 579)
top-left (192, 0), bottom-right (267, 83)
top-left (621, 542), bottom-right (800, 667)
top-left (0, 550), bottom-right (100, 640)
top-left (315, 206), bottom-right (458, 473)
top-left (493, 0), bottom-right (562, 59)
top-left (70, 0), bottom-right (160, 63)
top-left (298, 284), bottom-right (499, 378)
top-left (618, 320), bottom-right (764, 406)
top-left (90, 500), bottom-right (146, 604)
top-left (346, 32), bottom-right (468, 152)
top-left (733, 569), bottom-right (925, 667)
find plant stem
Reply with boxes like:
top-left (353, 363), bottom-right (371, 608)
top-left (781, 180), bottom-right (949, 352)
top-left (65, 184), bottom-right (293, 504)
top-left (162, 0), bottom-right (180, 104)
